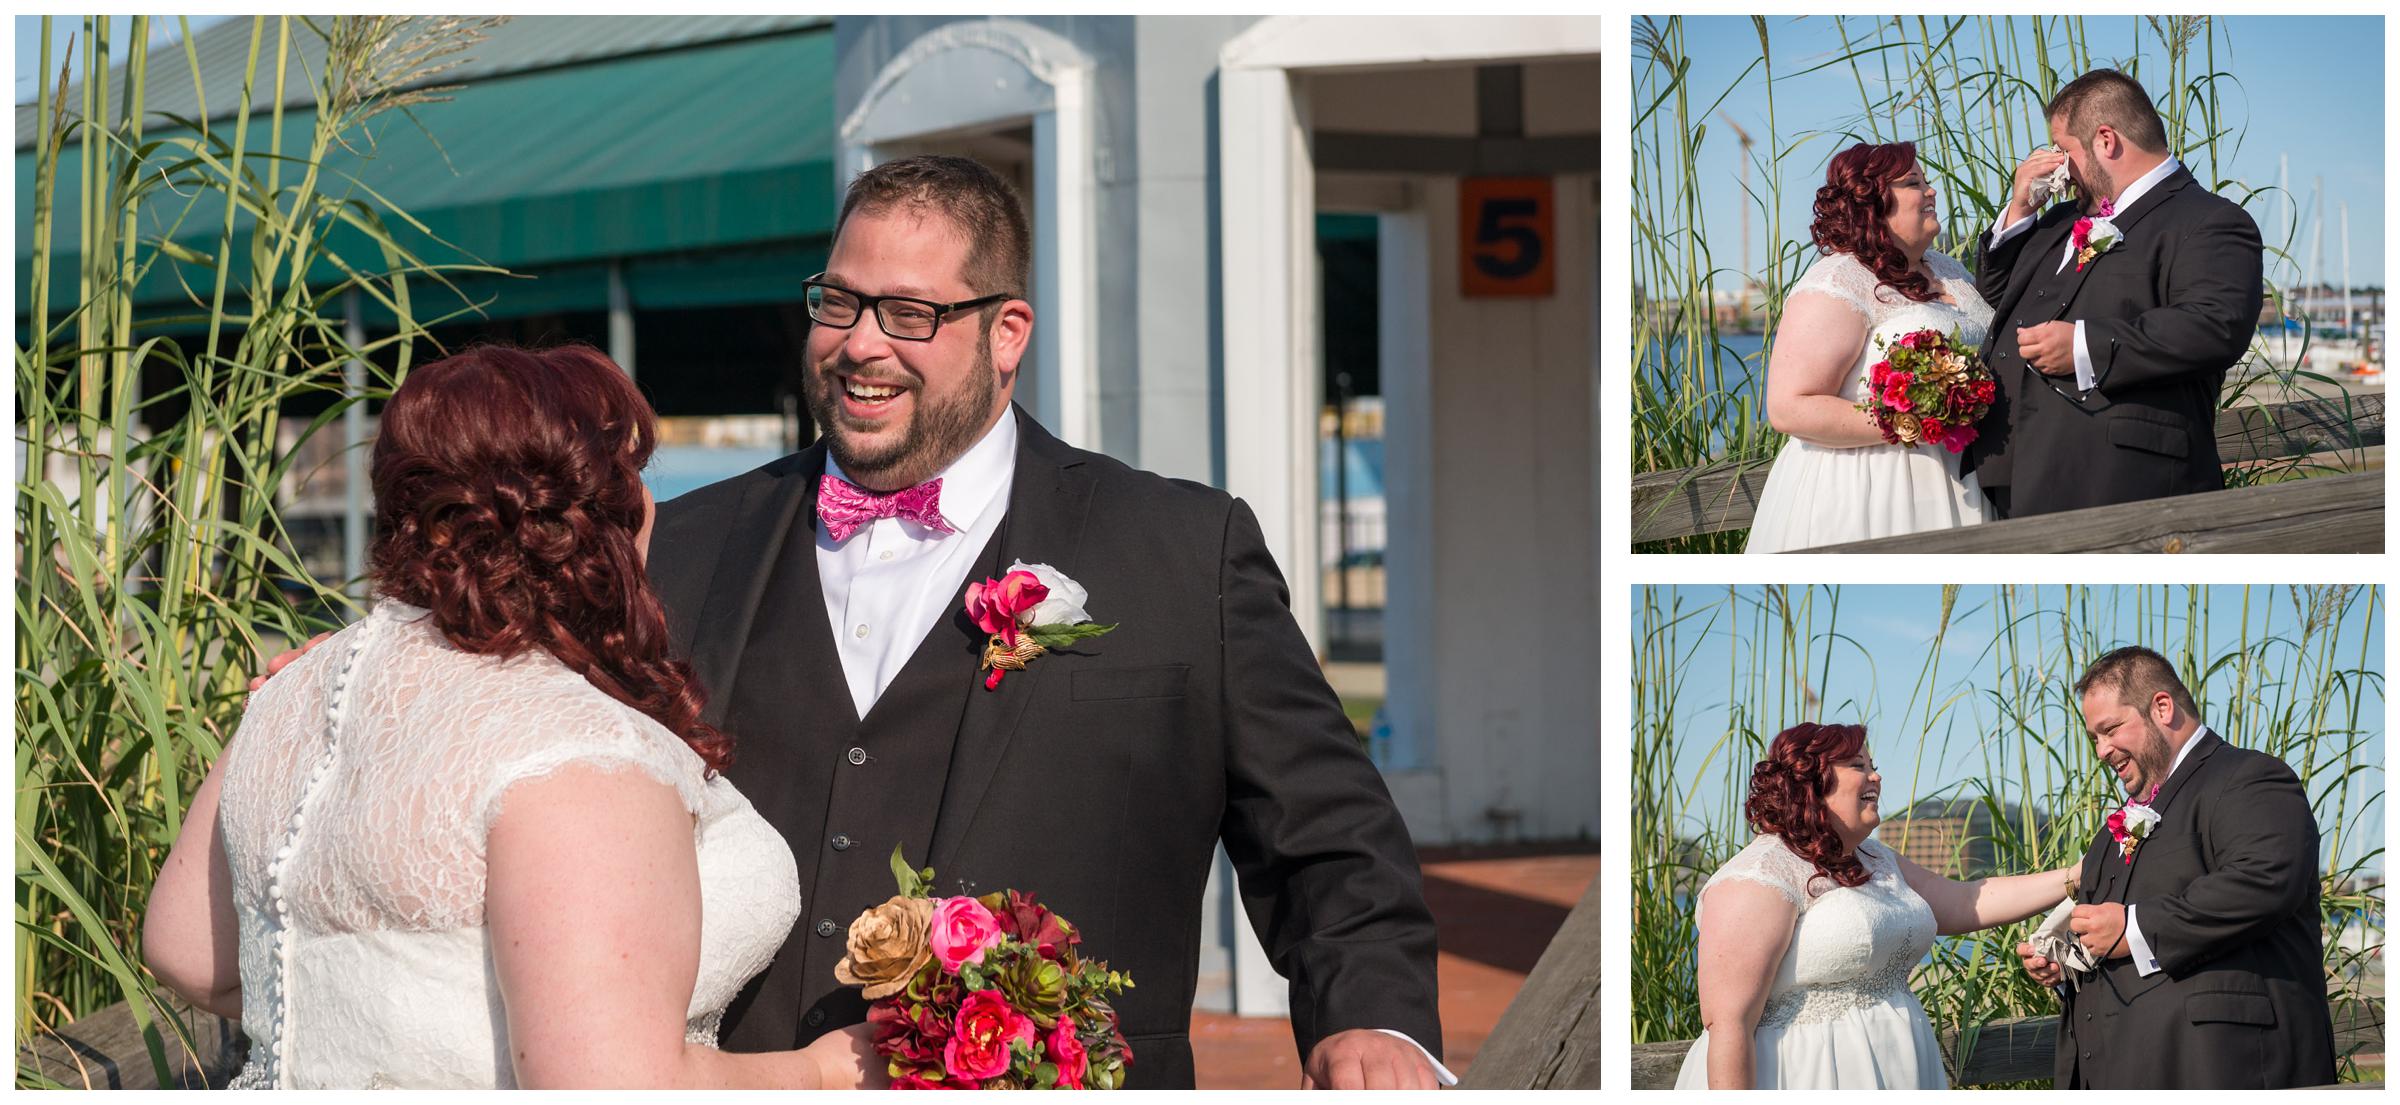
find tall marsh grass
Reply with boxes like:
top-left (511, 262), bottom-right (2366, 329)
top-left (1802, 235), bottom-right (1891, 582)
top-left (1631, 16), bottom-right (2365, 551)
top-left (1631, 584), bottom-right (2384, 1085)
top-left (15, 16), bottom-right (494, 1086)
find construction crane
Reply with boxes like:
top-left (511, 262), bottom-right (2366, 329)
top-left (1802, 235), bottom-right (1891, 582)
top-left (1719, 111), bottom-right (1755, 317)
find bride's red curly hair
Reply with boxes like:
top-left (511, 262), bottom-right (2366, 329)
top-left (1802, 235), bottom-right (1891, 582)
top-left (1811, 141), bottom-right (1939, 304)
top-left (367, 344), bottom-right (731, 774)
top-left (1744, 722), bottom-right (1870, 890)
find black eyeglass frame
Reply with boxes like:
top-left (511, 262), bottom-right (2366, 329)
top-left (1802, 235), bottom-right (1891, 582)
top-left (800, 276), bottom-right (1016, 342)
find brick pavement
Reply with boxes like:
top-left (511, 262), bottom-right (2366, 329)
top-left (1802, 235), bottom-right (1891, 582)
top-left (1188, 847), bottom-right (1600, 1089)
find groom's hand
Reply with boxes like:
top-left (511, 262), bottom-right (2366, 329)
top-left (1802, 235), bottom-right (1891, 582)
top-left (2069, 902), bottom-right (2129, 960)
top-left (247, 632), bottom-right (333, 692)
top-left (2009, 148), bottom-right (2069, 225)
top-left (2015, 941), bottom-right (2065, 987)
top-left (2016, 322), bottom-right (2077, 376)
top-left (1301, 1029), bottom-right (1439, 1090)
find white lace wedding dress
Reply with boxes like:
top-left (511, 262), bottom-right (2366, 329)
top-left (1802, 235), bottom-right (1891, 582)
top-left (210, 599), bottom-right (801, 1088)
top-left (1745, 251), bottom-right (1995, 552)
top-left (1674, 835), bottom-right (1946, 1089)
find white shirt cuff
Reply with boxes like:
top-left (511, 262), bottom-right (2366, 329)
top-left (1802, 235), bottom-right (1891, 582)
top-left (2072, 321), bottom-right (2096, 392)
top-left (1371, 1029), bottom-right (1459, 1086)
top-left (1992, 210), bottom-right (2035, 247)
top-left (2125, 904), bottom-right (2164, 977)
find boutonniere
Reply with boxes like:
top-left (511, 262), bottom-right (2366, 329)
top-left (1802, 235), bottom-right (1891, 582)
top-left (963, 561), bottom-right (1117, 690)
top-left (2072, 198), bottom-right (2120, 271)
top-left (2105, 782), bottom-right (2161, 863)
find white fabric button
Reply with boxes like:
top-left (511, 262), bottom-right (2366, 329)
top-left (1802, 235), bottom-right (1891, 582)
top-left (879, 549), bottom-right (895, 561)
top-left (854, 624), bottom-right (869, 638)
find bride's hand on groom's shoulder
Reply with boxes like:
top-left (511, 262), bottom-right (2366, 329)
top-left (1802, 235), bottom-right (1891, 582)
top-left (248, 632), bottom-right (333, 693)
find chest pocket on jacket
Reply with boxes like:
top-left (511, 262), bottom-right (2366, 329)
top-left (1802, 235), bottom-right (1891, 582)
top-left (1071, 664), bottom-right (1190, 701)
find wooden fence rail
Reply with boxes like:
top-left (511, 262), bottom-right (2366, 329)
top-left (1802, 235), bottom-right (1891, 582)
top-left (1813, 469), bottom-right (2384, 553)
top-left (1632, 392), bottom-right (2387, 545)
top-left (1631, 998), bottom-right (2385, 1089)
top-left (1457, 868), bottom-right (1601, 1089)
top-left (16, 994), bottom-right (242, 1089)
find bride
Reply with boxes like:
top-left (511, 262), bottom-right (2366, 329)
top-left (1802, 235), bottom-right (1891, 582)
top-left (1745, 141), bottom-right (1996, 553)
top-left (142, 345), bottom-right (882, 1089)
top-left (1676, 723), bottom-right (2079, 1089)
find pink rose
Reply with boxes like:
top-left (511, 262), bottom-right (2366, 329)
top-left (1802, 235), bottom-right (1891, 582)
top-left (964, 570), bottom-right (1049, 647)
top-left (1921, 418), bottom-right (1946, 442)
top-left (929, 896), bottom-right (1005, 973)
top-left (1899, 332), bottom-right (1921, 349)
top-left (2072, 217), bottom-right (2094, 250)
top-left (945, 989), bottom-right (1035, 1083)
top-left (1047, 1014), bottom-right (1089, 1089)
top-left (1940, 423), bottom-right (1978, 453)
top-left (2106, 809), bottom-right (2127, 837)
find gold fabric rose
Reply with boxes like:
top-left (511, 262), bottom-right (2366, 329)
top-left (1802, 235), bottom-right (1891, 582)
top-left (1893, 411), bottom-right (1924, 444)
top-left (834, 895), bottom-right (936, 999)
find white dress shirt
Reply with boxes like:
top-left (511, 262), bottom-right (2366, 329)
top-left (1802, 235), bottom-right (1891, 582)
top-left (2122, 724), bottom-right (2211, 977)
top-left (1989, 155), bottom-right (2183, 393)
top-left (819, 412), bottom-right (1017, 719)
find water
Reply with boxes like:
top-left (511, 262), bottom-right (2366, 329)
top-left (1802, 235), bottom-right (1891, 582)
top-left (643, 444), bottom-right (787, 502)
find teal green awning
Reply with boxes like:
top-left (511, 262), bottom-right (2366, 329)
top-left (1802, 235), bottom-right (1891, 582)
top-left (19, 24), bottom-right (836, 322)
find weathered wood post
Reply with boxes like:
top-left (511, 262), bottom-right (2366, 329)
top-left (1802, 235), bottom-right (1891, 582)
top-left (1456, 870), bottom-right (1601, 1089)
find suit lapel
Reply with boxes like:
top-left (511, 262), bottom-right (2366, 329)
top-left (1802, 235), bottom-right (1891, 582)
top-left (687, 447), bottom-right (830, 724)
top-left (2044, 167), bottom-right (2195, 316)
top-left (926, 410), bottom-right (1098, 870)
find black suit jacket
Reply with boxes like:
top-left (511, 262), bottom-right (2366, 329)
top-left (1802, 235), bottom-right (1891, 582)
top-left (645, 408), bottom-right (1442, 1088)
top-left (2059, 730), bottom-right (2335, 1089)
top-left (1968, 166), bottom-right (2262, 517)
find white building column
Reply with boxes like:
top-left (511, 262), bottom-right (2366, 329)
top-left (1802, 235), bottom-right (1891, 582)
top-left (1216, 63), bottom-right (1323, 654)
top-left (607, 259), bottom-right (636, 378)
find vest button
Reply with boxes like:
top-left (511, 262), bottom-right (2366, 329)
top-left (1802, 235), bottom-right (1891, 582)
top-left (816, 918), bottom-right (838, 938)
top-left (806, 1008), bottom-right (828, 1028)
top-left (832, 834), bottom-right (853, 851)
top-left (847, 747), bottom-right (868, 766)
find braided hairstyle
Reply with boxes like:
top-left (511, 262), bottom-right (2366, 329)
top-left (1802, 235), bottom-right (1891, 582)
top-left (1744, 722), bottom-right (1871, 890)
top-left (367, 343), bottom-right (730, 773)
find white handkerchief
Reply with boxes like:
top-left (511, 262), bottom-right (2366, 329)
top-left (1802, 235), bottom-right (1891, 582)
top-left (2032, 149), bottom-right (2072, 208)
top-left (2030, 898), bottom-right (2098, 990)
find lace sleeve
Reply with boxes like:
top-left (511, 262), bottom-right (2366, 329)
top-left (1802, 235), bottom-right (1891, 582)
top-left (1697, 836), bottom-right (1816, 921)
top-left (471, 691), bottom-right (711, 839)
top-left (1787, 252), bottom-right (1881, 320)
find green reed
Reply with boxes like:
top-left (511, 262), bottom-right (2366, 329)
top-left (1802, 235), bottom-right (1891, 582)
top-left (15, 16), bottom-right (496, 1086)
top-left (1631, 17), bottom-right (2366, 551)
top-left (1630, 585), bottom-right (2384, 1086)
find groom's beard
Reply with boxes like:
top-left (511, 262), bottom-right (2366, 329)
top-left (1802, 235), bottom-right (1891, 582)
top-left (2077, 160), bottom-right (2118, 209)
top-left (2125, 715), bottom-right (2174, 795)
top-left (806, 332), bottom-right (999, 490)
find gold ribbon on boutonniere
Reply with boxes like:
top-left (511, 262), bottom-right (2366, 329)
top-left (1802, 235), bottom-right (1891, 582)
top-left (964, 561), bottom-right (1117, 690)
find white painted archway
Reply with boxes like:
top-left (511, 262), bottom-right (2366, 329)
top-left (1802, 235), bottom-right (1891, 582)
top-left (1216, 15), bottom-right (1608, 652)
top-left (839, 19), bottom-right (1100, 448)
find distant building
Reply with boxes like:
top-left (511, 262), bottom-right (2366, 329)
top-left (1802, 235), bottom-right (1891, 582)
top-left (1878, 798), bottom-right (2054, 880)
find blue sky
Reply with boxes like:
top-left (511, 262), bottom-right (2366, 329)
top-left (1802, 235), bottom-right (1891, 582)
top-left (1642, 584), bottom-right (2385, 873)
top-left (12, 16), bottom-right (227, 105)
top-left (1647, 16), bottom-right (2387, 289)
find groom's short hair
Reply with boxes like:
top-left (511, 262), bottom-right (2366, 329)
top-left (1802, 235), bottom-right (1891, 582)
top-left (2074, 646), bottom-right (2199, 717)
top-left (835, 155), bottom-right (1032, 305)
top-left (2047, 69), bottom-right (2169, 154)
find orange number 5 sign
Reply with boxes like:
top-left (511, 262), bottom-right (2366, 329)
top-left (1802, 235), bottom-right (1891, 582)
top-left (1460, 177), bottom-right (1555, 298)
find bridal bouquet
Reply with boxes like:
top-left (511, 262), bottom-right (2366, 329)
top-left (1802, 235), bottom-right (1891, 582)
top-left (835, 848), bottom-right (1134, 1090)
top-left (1858, 327), bottom-right (1998, 453)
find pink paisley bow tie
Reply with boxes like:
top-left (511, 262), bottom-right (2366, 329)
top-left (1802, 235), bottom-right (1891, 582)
top-left (817, 474), bottom-right (954, 542)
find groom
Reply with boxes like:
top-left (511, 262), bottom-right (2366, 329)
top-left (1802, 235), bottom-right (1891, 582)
top-left (1968, 69), bottom-right (2263, 518)
top-left (2014, 647), bottom-right (2335, 1089)
top-left (646, 156), bottom-right (1447, 1089)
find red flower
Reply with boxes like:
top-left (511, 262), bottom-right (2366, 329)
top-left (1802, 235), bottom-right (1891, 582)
top-left (1048, 1014), bottom-right (1090, 1090)
top-left (1921, 418), bottom-right (1946, 441)
top-left (991, 890), bottom-right (1078, 958)
top-left (946, 990), bottom-right (1037, 1082)
top-left (2106, 809), bottom-right (2127, 838)
top-left (930, 896), bottom-right (1006, 973)
top-left (964, 570), bottom-right (1048, 647)
top-left (1899, 331), bottom-right (1922, 349)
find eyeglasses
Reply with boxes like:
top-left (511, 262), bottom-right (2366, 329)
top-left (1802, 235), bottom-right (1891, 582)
top-left (801, 277), bottom-right (1015, 342)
